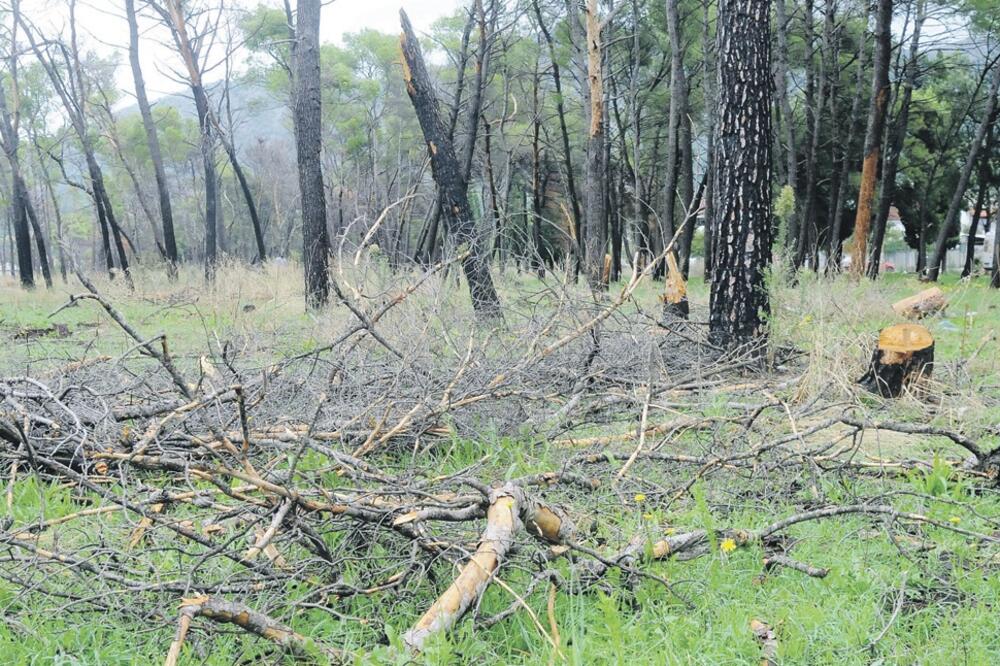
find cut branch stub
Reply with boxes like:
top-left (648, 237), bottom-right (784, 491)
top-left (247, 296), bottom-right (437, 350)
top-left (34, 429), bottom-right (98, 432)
top-left (892, 287), bottom-right (946, 319)
top-left (858, 323), bottom-right (934, 398)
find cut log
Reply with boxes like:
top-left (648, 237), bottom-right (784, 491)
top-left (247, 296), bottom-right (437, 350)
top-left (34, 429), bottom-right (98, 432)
top-left (892, 287), bottom-right (946, 319)
top-left (660, 252), bottom-right (689, 320)
top-left (858, 323), bottom-right (934, 397)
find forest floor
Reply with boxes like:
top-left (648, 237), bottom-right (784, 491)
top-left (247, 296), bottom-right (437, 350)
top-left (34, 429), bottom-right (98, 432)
top-left (0, 261), bottom-right (998, 665)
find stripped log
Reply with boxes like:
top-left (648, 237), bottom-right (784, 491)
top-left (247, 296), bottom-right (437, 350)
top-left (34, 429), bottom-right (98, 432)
top-left (164, 596), bottom-right (345, 665)
top-left (403, 484), bottom-right (522, 651)
top-left (892, 286), bottom-right (946, 319)
top-left (858, 323), bottom-right (934, 397)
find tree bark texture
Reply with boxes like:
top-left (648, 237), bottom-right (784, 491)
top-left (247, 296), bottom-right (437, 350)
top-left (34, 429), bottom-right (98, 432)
top-left (295, 0), bottom-right (331, 308)
top-left (709, 0), bottom-right (773, 351)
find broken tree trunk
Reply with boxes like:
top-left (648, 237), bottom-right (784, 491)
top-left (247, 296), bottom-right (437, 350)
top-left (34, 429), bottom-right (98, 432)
top-left (399, 10), bottom-right (502, 318)
top-left (892, 287), bottom-right (946, 319)
top-left (858, 323), bottom-right (934, 397)
top-left (661, 252), bottom-right (689, 320)
top-left (403, 486), bottom-right (521, 651)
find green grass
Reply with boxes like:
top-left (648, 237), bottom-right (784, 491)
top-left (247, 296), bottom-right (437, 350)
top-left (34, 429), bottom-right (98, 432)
top-left (1, 264), bottom-right (999, 664)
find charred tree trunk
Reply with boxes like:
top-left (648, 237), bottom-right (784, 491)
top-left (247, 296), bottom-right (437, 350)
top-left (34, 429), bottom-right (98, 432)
top-left (0, 85), bottom-right (33, 288)
top-left (662, 0), bottom-right (689, 278)
top-left (530, 58), bottom-right (545, 277)
top-left (868, 0), bottom-right (925, 279)
top-left (774, 0), bottom-right (800, 254)
top-left (702, 0), bottom-right (717, 281)
top-left (709, 0), bottom-right (773, 351)
top-left (849, 0), bottom-right (893, 278)
top-left (795, 0), bottom-right (823, 271)
top-left (400, 10), bottom-right (501, 317)
top-left (533, 0), bottom-right (583, 271)
top-left (582, 0), bottom-right (607, 291)
top-left (21, 176), bottom-right (52, 287)
top-left (161, 0), bottom-right (217, 280)
top-left (963, 111), bottom-right (996, 278)
top-left (294, 0), bottom-right (330, 308)
top-left (126, 0), bottom-right (178, 274)
top-left (926, 62), bottom-right (1000, 281)
top-left (827, 17), bottom-right (869, 272)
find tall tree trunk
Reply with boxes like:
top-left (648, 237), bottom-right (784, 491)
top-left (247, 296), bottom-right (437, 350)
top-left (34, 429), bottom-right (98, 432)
top-left (294, 0), bottom-right (330, 307)
top-left (868, 0), bottom-right (925, 279)
top-left (992, 199), bottom-right (1000, 288)
top-left (0, 87), bottom-right (33, 288)
top-left (531, 56), bottom-right (545, 277)
top-left (926, 62), bottom-right (1000, 281)
top-left (702, 0), bottom-right (717, 281)
top-left (630, 0), bottom-right (648, 271)
top-left (20, 176), bottom-right (52, 287)
top-left (709, 0), bottom-right (773, 351)
top-left (796, 0), bottom-right (824, 270)
top-left (126, 0), bottom-right (178, 274)
top-left (662, 0), bottom-right (689, 277)
top-left (30, 133), bottom-right (67, 282)
top-left (827, 14), bottom-right (870, 272)
top-left (849, 0), bottom-right (893, 278)
top-left (962, 108), bottom-right (996, 277)
top-left (400, 10), bottom-right (501, 317)
top-left (161, 0), bottom-right (218, 280)
top-left (774, 0), bottom-right (800, 254)
top-left (582, 0), bottom-right (607, 290)
top-left (533, 0), bottom-right (583, 270)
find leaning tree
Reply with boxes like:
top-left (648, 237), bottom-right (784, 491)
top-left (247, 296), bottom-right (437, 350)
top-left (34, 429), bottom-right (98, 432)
top-left (708, 0), bottom-right (773, 351)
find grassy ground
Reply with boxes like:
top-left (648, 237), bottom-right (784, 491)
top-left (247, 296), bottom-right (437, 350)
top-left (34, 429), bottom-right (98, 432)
top-left (1, 263), bottom-right (999, 664)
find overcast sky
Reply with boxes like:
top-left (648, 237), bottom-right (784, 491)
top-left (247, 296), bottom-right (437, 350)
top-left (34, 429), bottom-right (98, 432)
top-left (29, 0), bottom-right (463, 101)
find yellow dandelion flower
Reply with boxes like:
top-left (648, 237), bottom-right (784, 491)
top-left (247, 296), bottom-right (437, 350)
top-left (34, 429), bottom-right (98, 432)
top-left (720, 538), bottom-right (737, 554)
top-left (643, 513), bottom-right (655, 521)
top-left (664, 527), bottom-right (676, 535)
top-left (949, 516), bottom-right (961, 524)
top-left (634, 493), bottom-right (647, 503)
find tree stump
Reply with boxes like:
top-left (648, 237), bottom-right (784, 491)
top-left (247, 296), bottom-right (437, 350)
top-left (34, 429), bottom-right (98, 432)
top-left (858, 323), bottom-right (934, 397)
top-left (892, 287), bottom-right (946, 319)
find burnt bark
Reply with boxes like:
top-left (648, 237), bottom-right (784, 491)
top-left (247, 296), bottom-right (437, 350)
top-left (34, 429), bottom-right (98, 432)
top-left (294, 0), bottom-right (330, 308)
top-left (582, 0), bottom-right (607, 291)
top-left (709, 0), bottom-right (773, 351)
top-left (400, 10), bottom-right (501, 317)
top-left (126, 0), bottom-right (178, 273)
top-left (0, 82), bottom-right (34, 288)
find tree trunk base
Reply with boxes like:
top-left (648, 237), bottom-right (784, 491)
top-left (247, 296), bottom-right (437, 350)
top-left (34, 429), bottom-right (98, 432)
top-left (858, 323), bottom-right (934, 397)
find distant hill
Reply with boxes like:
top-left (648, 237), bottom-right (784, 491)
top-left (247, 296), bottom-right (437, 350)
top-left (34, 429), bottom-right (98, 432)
top-left (117, 78), bottom-right (292, 154)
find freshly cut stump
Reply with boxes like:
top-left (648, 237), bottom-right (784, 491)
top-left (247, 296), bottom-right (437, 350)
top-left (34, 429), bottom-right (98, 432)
top-left (892, 287), bottom-right (946, 319)
top-left (858, 323), bottom-right (934, 397)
